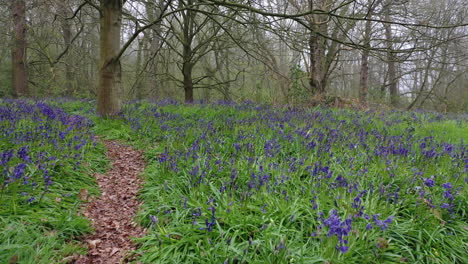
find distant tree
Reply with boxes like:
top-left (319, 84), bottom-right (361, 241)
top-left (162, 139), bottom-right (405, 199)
top-left (57, 0), bottom-right (466, 114)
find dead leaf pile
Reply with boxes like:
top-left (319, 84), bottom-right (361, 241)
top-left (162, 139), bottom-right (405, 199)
top-left (74, 140), bottom-right (146, 264)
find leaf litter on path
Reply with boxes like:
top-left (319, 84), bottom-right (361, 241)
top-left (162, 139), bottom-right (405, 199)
top-left (73, 140), bottom-right (145, 264)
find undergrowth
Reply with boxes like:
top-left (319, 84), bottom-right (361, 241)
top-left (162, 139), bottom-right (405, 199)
top-left (0, 99), bottom-right (108, 263)
top-left (121, 101), bottom-right (466, 264)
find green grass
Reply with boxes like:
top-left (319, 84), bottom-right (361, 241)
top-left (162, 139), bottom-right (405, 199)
top-left (414, 120), bottom-right (468, 143)
top-left (2, 99), bottom-right (466, 263)
top-left (0, 99), bottom-right (109, 263)
top-left (0, 145), bottom-right (108, 263)
top-left (118, 102), bottom-right (467, 264)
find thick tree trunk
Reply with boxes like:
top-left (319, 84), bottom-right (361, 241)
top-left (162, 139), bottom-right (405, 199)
top-left (383, 2), bottom-right (398, 106)
top-left (97, 0), bottom-right (123, 117)
top-left (11, 0), bottom-right (28, 97)
top-left (308, 0), bottom-right (327, 97)
top-left (309, 33), bottom-right (326, 96)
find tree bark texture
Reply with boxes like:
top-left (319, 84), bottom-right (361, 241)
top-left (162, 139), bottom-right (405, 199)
top-left (11, 0), bottom-right (29, 97)
top-left (308, 0), bottom-right (329, 97)
top-left (182, 0), bottom-right (195, 103)
top-left (359, 0), bottom-right (374, 103)
top-left (97, 0), bottom-right (123, 117)
top-left (145, 0), bottom-right (164, 98)
top-left (58, 1), bottom-right (75, 95)
top-left (383, 1), bottom-right (398, 106)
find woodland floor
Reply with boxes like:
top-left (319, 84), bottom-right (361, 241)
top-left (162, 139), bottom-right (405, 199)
top-left (1, 100), bottom-right (466, 264)
top-left (74, 140), bottom-right (146, 264)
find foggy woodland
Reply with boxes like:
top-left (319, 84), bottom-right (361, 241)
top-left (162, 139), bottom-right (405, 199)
top-left (1, 0), bottom-right (467, 115)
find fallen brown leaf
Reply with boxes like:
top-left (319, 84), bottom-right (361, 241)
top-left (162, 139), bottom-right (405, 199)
top-left (87, 239), bottom-right (102, 249)
top-left (74, 140), bottom-right (146, 264)
top-left (8, 255), bottom-right (18, 264)
top-left (78, 188), bottom-right (88, 201)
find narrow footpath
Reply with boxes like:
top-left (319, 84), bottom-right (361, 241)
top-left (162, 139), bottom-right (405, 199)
top-left (75, 140), bottom-right (145, 264)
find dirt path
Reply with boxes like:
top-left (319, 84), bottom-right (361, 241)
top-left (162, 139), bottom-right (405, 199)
top-left (75, 140), bottom-right (145, 264)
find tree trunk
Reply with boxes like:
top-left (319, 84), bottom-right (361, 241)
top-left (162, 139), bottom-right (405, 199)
top-left (309, 33), bottom-right (326, 96)
top-left (97, 0), bottom-right (123, 117)
top-left (183, 62), bottom-right (194, 103)
top-left (308, 0), bottom-right (327, 97)
top-left (221, 51), bottom-right (231, 101)
top-left (359, 0), bottom-right (374, 103)
top-left (359, 31), bottom-right (370, 102)
top-left (58, 1), bottom-right (74, 96)
top-left (135, 37), bottom-right (145, 99)
top-left (145, 0), bottom-right (164, 98)
top-left (11, 0), bottom-right (28, 97)
top-left (383, 1), bottom-right (398, 106)
top-left (182, 1), bottom-right (195, 103)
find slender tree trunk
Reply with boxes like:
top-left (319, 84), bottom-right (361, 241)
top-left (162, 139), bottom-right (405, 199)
top-left (97, 0), bottom-right (123, 117)
top-left (182, 1), bottom-right (195, 103)
top-left (11, 0), bottom-right (28, 97)
top-left (359, 37), bottom-right (370, 102)
top-left (58, 1), bottom-right (74, 96)
top-left (383, 1), bottom-right (398, 106)
top-left (418, 47), bottom-right (447, 109)
top-left (135, 37), bottom-right (144, 99)
top-left (145, 0), bottom-right (164, 98)
top-left (359, 0), bottom-right (374, 103)
top-left (407, 50), bottom-right (435, 110)
top-left (221, 51), bottom-right (231, 101)
top-left (182, 61), bottom-right (194, 103)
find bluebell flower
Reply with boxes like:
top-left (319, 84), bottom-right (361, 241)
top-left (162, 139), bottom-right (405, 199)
top-left (13, 163), bottom-right (27, 179)
top-left (441, 203), bottom-right (450, 209)
top-left (373, 215), bottom-right (394, 231)
top-left (336, 245), bottom-right (349, 253)
top-left (424, 178), bottom-right (435, 187)
top-left (442, 182), bottom-right (452, 189)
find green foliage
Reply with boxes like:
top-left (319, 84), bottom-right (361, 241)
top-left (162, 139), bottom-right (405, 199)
top-left (0, 99), bottom-right (108, 263)
top-left (121, 102), bottom-right (466, 264)
top-left (3, 99), bottom-right (465, 263)
top-left (289, 64), bottom-right (309, 104)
